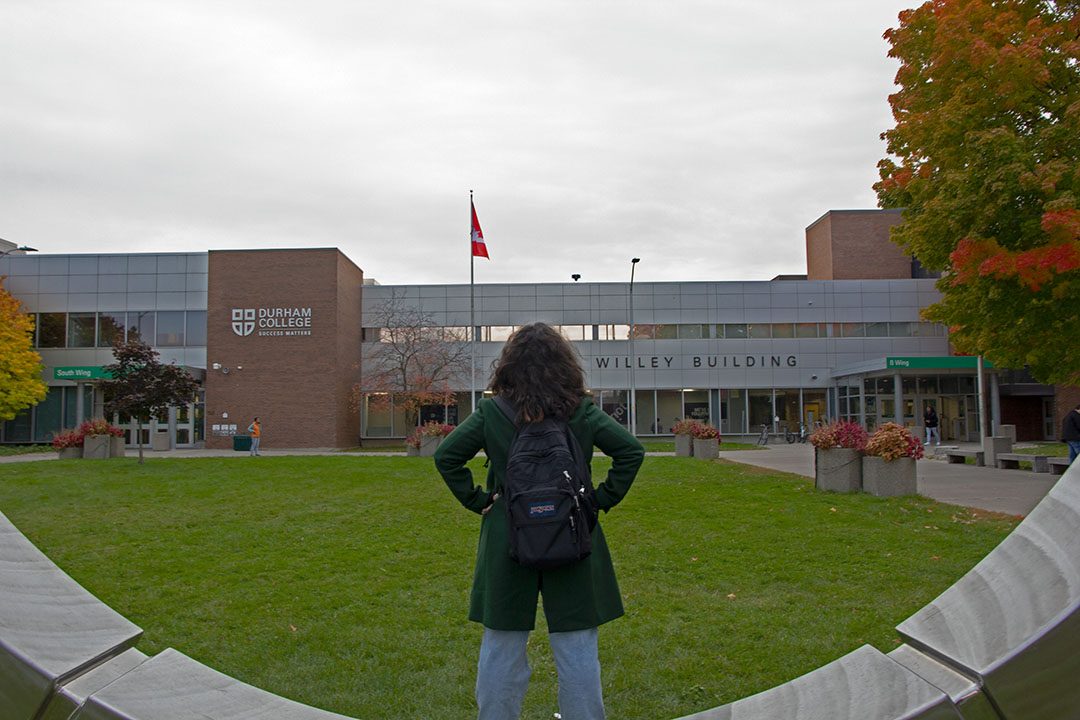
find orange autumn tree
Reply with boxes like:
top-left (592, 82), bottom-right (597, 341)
top-left (876, 0), bottom-right (1080, 384)
top-left (0, 277), bottom-right (47, 422)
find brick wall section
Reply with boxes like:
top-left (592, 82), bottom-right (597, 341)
top-left (805, 209), bottom-right (909, 280)
top-left (1055, 384), bottom-right (1080, 441)
top-left (204, 249), bottom-right (363, 449)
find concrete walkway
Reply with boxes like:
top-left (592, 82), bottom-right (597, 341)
top-left (722, 442), bottom-right (1060, 517)
top-left (2, 442), bottom-right (1063, 516)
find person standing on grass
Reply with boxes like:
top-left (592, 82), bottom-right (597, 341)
top-left (435, 323), bottom-right (644, 720)
top-left (248, 417), bottom-right (261, 456)
top-left (1062, 404), bottom-right (1080, 464)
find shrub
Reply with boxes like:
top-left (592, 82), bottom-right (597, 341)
top-left (419, 422), bottom-right (455, 438)
top-left (404, 431), bottom-right (421, 449)
top-left (671, 419), bottom-right (700, 436)
top-left (79, 418), bottom-right (123, 438)
top-left (691, 423), bottom-right (720, 440)
top-left (865, 422), bottom-right (924, 461)
top-left (51, 429), bottom-right (85, 450)
top-left (809, 420), bottom-right (868, 451)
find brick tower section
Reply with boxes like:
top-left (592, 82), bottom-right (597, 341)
top-left (1056, 384), bottom-right (1080, 440)
top-left (204, 249), bottom-right (363, 449)
top-left (806, 209), bottom-right (909, 280)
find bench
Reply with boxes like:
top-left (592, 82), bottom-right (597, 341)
top-left (674, 644), bottom-right (960, 719)
top-left (996, 452), bottom-right (1050, 472)
top-left (943, 449), bottom-right (984, 466)
top-left (1048, 457), bottom-right (1072, 475)
top-left (896, 447), bottom-right (1080, 718)
top-left (75, 647), bottom-right (355, 719)
top-left (0, 511), bottom-right (142, 720)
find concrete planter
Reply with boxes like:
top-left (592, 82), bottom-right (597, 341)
top-left (862, 456), bottom-right (917, 497)
top-left (419, 436), bottom-right (441, 457)
top-left (814, 447), bottom-right (863, 493)
top-left (151, 433), bottom-right (171, 452)
top-left (675, 434), bottom-right (693, 457)
top-left (82, 434), bottom-right (111, 460)
top-left (406, 445), bottom-right (420, 457)
top-left (692, 437), bottom-right (719, 460)
top-left (58, 447), bottom-right (83, 460)
top-left (110, 436), bottom-right (126, 458)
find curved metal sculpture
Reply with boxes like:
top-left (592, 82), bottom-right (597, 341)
top-left (3, 463), bottom-right (1078, 719)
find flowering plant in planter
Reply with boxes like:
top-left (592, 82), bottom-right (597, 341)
top-left (809, 420), bottom-right (868, 451)
top-left (419, 422), bottom-right (456, 438)
top-left (865, 422), bottom-right (924, 461)
top-left (404, 431), bottom-right (421, 450)
top-left (51, 429), bottom-right (85, 450)
top-left (671, 419), bottom-right (700, 436)
top-left (690, 423), bottom-right (720, 440)
top-left (78, 418), bottom-right (123, 437)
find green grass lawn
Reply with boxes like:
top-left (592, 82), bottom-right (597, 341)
top-left (0, 444), bottom-right (54, 457)
top-left (0, 456), bottom-right (1016, 719)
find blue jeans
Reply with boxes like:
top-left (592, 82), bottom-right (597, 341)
top-left (1068, 440), bottom-right (1080, 464)
top-left (476, 627), bottom-right (604, 720)
top-left (250, 437), bottom-right (261, 455)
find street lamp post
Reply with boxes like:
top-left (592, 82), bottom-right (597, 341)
top-left (0, 241), bottom-right (38, 259)
top-left (629, 258), bottom-right (640, 436)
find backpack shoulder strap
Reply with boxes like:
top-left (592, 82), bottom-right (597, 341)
top-left (493, 396), bottom-right (518, 427)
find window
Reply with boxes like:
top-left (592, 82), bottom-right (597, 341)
top-left (747, 324), bottom-right (771, 339)
top-left (677, 324), bottom-right (706, 339)
top-left (654, 324), bottom-right (677, 340)
top-left (67, 313), bottom-right (96, 348)
top-left (558, 325), bottom-right (587, 341)
top-left (724, 324), bottom-right (747, 339)
top-left (485, 326), bottom-right (515, 342)
top-left (156, 311), bottom-right (185, 346)
top-left (840, 323), bottom-right (865, 338)
top-left (98, 312), bottom-right (126, 347)
top-left (795, 323), bottom-right (820, 338)
top-left (866, 322), bottom-right (890, 337)
top-left (771, 323), bottom-right (795, 338)
top-left (127, 311), bottom-right (155, 344)
top-left (37, 313), bottom-right (66, 347)
top-left (598, 324), bottom-right (629, 341)
top-left (185, 311), bottom-right (207, 346)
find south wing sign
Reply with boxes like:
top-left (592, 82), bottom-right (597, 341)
top-left (231, 307), bottom-right (313, 338)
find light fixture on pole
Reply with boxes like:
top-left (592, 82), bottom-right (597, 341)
top-left (0, 241), bottom-right (38, 259)
top-left (571, 274), bottom-right (581, 282)
top-left (629, 257), bottom-right (640, 436)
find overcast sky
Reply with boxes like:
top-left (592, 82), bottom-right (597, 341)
top-left (1, 1), bottom-right (911, 286)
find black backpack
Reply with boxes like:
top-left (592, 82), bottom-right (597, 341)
top-left (494, 396), bottom-right (598, 570)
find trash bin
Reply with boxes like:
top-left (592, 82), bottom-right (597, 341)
top-left (233, 435), bottom-right (252, 452)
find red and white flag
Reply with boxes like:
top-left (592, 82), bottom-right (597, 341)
top-left (471, 200), bottom-right (489, 259)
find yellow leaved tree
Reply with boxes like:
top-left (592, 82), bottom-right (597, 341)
top-left (0, 277), bottom-right (47, 421)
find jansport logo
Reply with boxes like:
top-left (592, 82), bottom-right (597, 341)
top-left (528, 502), bottom-right (557, 519)
top-left (231, 309), bottom-right (256, 337)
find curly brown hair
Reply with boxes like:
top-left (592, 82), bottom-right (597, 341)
top-left (489, 323), bottom-right (587, 422)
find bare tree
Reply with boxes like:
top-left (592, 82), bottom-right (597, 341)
top-left (358, 291), bottom-right (471, 429)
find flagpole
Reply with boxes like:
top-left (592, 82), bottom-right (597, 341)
top-left (470, 190), bottom-right (476, 415)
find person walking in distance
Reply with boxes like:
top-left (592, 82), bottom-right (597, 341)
top-left (923, 404), bottom-right (940, 447)
top-left (435, 323), bottom-right (644, 720)
top-left (1062, 403), bottom-right (1080, 465)
top-left (248, 417), bottom-right (261, 456)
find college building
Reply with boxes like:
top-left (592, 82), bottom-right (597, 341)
top-left (0, 210), bottom-right (1066, 448)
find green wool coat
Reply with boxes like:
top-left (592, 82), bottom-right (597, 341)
top-left (434, 397), bottom-right (645, 632)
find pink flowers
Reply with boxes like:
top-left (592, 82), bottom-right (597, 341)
top-left (51, 430), bottom-right (85, 450)
top-left (78, 418), bottom-right (124, 438)
top-left (419, 422), bottom-right (456, 438)
top-left (809, 420), bottom-right (868, 451)
top-left (865, 422), bottom-right (924, 461)
top-left (672, 419), bottom-right (721, 442)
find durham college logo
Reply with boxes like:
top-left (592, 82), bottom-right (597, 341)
top-left (231, 309), bottom-right (256, 337)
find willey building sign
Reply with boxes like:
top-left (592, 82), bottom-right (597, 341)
top-left (594, 354), bottom-right (799, 369)
top-left (231, 307), bottom-right (313, 337)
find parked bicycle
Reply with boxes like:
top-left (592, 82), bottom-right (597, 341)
top-left (784, 422), bottom-right (809, 444)
top-left (756, 423), bottom-right (770, 446)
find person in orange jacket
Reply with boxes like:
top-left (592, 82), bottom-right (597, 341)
top-left (248, 417), bottom-right (262, 456)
